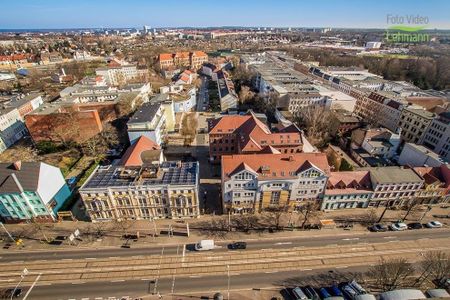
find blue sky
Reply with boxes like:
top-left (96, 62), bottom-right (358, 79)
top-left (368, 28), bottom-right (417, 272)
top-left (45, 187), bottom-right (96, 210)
top-left (1, 0), bottom-right (449, 29)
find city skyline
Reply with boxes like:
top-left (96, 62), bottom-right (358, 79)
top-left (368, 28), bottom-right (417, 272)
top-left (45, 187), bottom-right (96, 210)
top-left (1, 0), bottom-right (449, 30)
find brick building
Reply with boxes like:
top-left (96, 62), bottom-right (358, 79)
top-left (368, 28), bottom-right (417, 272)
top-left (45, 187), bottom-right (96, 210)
top-left (208, 112), bottom-right (306, 163)
top-left (158, 51), bottom-right (208, 70)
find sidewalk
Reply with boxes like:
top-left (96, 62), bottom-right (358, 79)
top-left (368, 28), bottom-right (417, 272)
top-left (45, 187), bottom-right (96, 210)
top-left (1, 206), bottom-right (448, 253)
top-left (140, 288), bottom-right (282, 300)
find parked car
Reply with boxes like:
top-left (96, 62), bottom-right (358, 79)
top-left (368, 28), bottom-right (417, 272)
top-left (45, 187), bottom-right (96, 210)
top-left (291, 287), bottom-right (308, 300)
top-left (407, 222), bottom-right (423, 229)
top-left (390, 222), bottom-right (408, 231)
top-left (329, 285), bottom-right (343, 297)
top-left (425, 220), bottom-right (443, 228)
top-left (319, 287), bottom-right (332, 299)
top-left (368, 224), bottom-right (388, 232)
top-left (302, 286), bottom-right (320, 300)
top-left (228, 241), bottom-right (247, 250)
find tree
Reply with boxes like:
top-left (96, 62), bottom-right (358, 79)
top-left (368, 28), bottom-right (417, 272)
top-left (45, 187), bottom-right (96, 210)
top-left (417, 251), bottom-right (450, 287)
top-left (262, 206), bottom-right (289, 230)
top-left (294, 107), bottom-right (337, 148)
top-left (402, 198), bottom-right (421, 221)
top-left (112, 219), bottom-right (135, 238)
top-left (367, 258), bottom-right (413, 291)
top-left (339, 159), bottom-right (354, 171)
top-left (231, 214), bottom-right (260, 232)
top-left (116, 94), bottom-right (140, 117)
top-left (297, 202), bottom-right (321, 229)
top-left (0, 145), bottom-right (38, 162)
top-left (238, 85), bottom-right (256, 104)
top-left (180, 113), bottom-right (198, 146)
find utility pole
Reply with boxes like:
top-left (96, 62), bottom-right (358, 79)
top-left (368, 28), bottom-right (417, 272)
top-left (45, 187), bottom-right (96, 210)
top-left (11, 268), bottom-right (28, 300)
top-left (377, 203), bottom-right (390, 223)
top-left (170, 245), bottom-right (180, 300)
top-left (419, 205), bottom-right (433, 221)
top-left (228, 211), bottom-right (231, 232)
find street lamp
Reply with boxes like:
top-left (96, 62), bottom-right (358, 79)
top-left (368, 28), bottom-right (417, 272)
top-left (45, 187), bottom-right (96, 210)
top-left (11, 268), bottom-right (28, 300)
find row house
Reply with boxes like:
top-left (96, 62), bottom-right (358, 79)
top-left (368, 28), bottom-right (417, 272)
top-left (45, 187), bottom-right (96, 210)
top-left (158, 51), bottom-right (208, 70)
top-left (208, 112), bottom-right (305, 163)
top-left (221, 153), bottom-right (330, 214)
top-left (216, 70), bottom-right (238, 112)
top-left (398, 106), bottom-right (435, 144)
top-left (422, 112), bottom-right (450, 161)
top-left (322, 171), bottom-right (373, 210)
top-left (80, 160), bottom-right (200, 221)
top-left (413, 166), bottom-right (450, 205)
top-left (367, 166), bottom-right (424, 208)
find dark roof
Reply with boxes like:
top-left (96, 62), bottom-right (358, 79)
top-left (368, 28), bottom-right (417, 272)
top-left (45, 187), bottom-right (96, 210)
top-left (386, 100), bottom-right (401, 110)
top-left (0, 162), bottom-right (41, 193)
top-left (128, 102), bottom-right (160, 124)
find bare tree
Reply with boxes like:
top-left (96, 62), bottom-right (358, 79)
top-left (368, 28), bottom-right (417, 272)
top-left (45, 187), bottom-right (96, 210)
top-left (112, 219), bottom-right (135, 238)
top-left (231, 214), bottom-right (260, 232)
top-left (417, 251), bottom-right (450, 287)
top-left (0, 145), bottom-right (38, 163)
top-left (297, 202), bottom-right (321, 229)
top-left (367, 258), bottom-right (413, 291)
top-left (238, 85), bottom-right (255, 104)
top-left (402, 198), bottom-right (422, 221)
top-left (295, 107), bottom-right (338, 148)
top-left (262, 206), bottom-right (289, 230)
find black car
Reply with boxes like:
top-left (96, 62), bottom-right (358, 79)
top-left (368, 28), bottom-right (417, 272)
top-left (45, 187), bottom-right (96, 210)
top-left (369, 224), bottom-right (388, 232)
top-left (408, 222), bottom-right (423, 229)
top-left (5, 288), bottom-right (22, 298)
top-left (228, 241), bottom-right (247, 250)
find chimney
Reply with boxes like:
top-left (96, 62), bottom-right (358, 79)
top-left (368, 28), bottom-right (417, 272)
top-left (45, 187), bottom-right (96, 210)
top-left (13, 161), bottom-right (22, 171)
top-left (288, 155), bottom-right (294, 162)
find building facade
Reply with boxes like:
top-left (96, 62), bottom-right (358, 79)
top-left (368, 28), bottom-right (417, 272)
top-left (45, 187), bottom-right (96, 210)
top-left (127, 102), bottom-right (166, 145)
top-left (398, 107), bottom-right (435, 144)
top-left (158, 51), bottom-right (208, 70)
top-left (422, 112), bottom-right (450, 161)
top-left (221, 153), bottom-right (330, 214)
top-left (0, 162), bottom-right (71, 222)
top-left (80, 161), bottom-right (200, 221)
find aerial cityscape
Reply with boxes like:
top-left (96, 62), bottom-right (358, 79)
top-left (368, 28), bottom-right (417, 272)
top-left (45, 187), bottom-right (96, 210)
top-left (0, 0), bottom-right (449, 299)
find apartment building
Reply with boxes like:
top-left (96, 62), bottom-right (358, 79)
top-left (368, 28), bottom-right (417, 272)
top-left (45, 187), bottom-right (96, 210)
top-left (322, 171), bottom-right (373, 210)
top-left (398, 143), bottom-right (448, 167)
top-left (221, 153), bottom-right (330, 214)
top-left (413, 165), bottom-right (450, 205)
top-left (216, 70), bottom-right (238, 111)
top-left (421, 112), bottom-right (450, 161)
top-left (0, 94), bottom-right (43, 153)
top-left (95, 64), bottom-right (139, 86)
top-left (158, 51), bottom-right (208, 70)
top-left (208, 112), bottom-right (305, 163)
top-left (0, 161), bottom-right (71, 222)
top-left (80, 161), bottom-right (199, 221)
top-left (367, 167), bottom-right (424, 207)
top-left (127, 102), bottom-right (166, 145)
top-left (398, 106), bottom-right (435, 144)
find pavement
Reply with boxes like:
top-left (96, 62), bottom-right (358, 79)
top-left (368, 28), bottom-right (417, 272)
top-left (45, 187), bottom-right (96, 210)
top-left (1, 229), bottom-right (449, 299)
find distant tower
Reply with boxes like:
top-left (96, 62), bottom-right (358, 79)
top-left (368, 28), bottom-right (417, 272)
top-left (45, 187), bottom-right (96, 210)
top-left (143, 25), bottom-right (150, 34)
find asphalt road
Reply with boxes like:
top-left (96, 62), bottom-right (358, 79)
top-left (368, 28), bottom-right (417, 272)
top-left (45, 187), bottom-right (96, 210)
top-left (1, 228), bottom-right (448, 262)
top-left (19, 265), bottom-right (369, 300)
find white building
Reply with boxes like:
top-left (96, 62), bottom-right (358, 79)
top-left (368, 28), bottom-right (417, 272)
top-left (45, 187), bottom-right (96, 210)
top-left (422, 112), bottom-right (450, 161)
top-left (221, 153), bottom-right (330, 214)
top-left (95, 64), bottom-right (139, 86)
top-left (127, 102), bottom-right (166, 145)
top-left (398, 143), bottom-right (448, 167)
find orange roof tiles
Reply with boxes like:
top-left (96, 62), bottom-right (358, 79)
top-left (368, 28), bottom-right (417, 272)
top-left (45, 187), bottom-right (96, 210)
top-left (325, 171), bottom-right (372, 195)
top-left (120, 136), bottom-right (161, 167)
top-left (222, 153), bottom-right (330, 180)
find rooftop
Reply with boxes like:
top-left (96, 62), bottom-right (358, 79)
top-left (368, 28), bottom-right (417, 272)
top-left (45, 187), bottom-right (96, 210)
top-left (128, 102), bottom-right (161, 124)
top-left (81, 161), bottom-right (198, 190)
top-left (367, 166), bottom-right (423, 184)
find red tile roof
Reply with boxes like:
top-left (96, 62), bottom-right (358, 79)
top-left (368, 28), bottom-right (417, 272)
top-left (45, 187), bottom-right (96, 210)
top-left (209, 113), bottom-right (303, 153)
top-left (120, 136), bottom-right (161, 167)
top-left (325, 171), bottom-right (372, 195)
top-left (222, 153), bottom-right (330, 180)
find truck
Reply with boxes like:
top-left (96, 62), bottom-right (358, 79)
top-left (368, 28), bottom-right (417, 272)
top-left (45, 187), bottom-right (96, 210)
top-left (194, 239), bottom-right (215, 251)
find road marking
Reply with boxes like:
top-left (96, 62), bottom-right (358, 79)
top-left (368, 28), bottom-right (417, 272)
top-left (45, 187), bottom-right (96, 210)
top-left (0, 279), bottom-right (13, 282)
top-left (261, 248), bottom-right (273, 250)
top-left (189, 275), bottom-right (202, 278)
top-left (111, 279), bottom-right (125, 282)
top-left (71, 281), bottom-right (86, 284)
top-left (82, 298), bottom-right (90, 300)
top-left (109, 256), bottom-right (119, 259)
top-left (36, 283), bottom-right (51, 286)
top-left (95, 298), bottom-right (103, 300)
top-left (275, 242), bottom-right (292, 245)
top-left (342, 238), bottom-right (359, 241)
top-left (141, 278), bottom-right (153, 281)
top-left (62, 258), bottom-right (73, 261)
top-left (86, 257), bottom-right (97, 260)
top-left (336, 266), bottom-right (348, 269)
top-left (327, 244), bottom-right (338, 247)
top-left (383, 236), bottom-right (395, 239)
top-left (302, 268), bottom-right (313, 271)
top-left (265, 271), bottom-right (278, 273)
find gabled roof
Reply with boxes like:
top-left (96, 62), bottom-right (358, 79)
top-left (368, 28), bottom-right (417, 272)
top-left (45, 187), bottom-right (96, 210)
top-left (222, 153), bottom-right (330, 180)
top-left (0, 162), bottom-right (42, 193)
top-left (120, 136), bottom-right (161, 167)
top-left (229, 162), bottom-right (256, 176)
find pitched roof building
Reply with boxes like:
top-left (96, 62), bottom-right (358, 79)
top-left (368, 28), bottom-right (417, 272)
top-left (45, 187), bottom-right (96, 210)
top-left (208, 112), bottom-right (308, 163)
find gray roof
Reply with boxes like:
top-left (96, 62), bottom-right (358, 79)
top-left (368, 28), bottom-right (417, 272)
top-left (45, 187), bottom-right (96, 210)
top-left (379, 289), bottom-right (426, 300)
top-left (81, 161), bottom-right (198, 190)
top-left (0, 162), bottom-right (41, 193)
top-left (369, 166), bottom-right (423, 184)
top-left (128, 102), bottom-right (161, 124)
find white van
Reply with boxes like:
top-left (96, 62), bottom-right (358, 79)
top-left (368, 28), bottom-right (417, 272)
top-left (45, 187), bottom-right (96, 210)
top-left (194, 239), bottom-right (215, 251)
